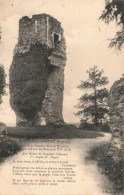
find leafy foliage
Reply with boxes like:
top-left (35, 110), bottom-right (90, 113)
top-left (86, 142), bottom-right (123, 194)
top-left (9, 43), bottom-right (53, 123)
top-left (0, 137), bottom-right (21, 162)
top-left (0, 64), bottom-right (6, 105)
top-left (100, 0), bottom-right (124, 50)
top-left (75, 66), bottom-right (109, 128)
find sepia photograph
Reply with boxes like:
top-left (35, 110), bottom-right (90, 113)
top-left (0, 0), bottom-right (123, 194)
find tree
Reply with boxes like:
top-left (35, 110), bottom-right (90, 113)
top-left (0, 64), bottom-right (6, 106)
top-left (100, 0), bottom-right (124, 50)
top-left (75, 66), bottom-right (109, 128)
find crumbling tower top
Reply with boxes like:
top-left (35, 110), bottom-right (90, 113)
top-left (15, 14), bottom-right (66, 61)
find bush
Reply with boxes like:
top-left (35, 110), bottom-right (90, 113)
top-left (86, 142), bottom-right (123, 194)
top-left (0, 137), bottom-right (21, 162)
top-left (79, 121), bottom-right (95, 130)
top-left (79, 121), bottom-right (110, 132)
top-left (99, 123), bottom-right (110, 132)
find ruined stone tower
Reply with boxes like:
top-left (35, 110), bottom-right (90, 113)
top-left (10, 14), bottom-right (66, 126)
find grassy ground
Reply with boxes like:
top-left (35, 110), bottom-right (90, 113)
top-left (6, 125), bottom-right (104, 139)
top-left (86, 142), bottom-right (123, 195)
top-left (0, 136), bottom-right (21, 163)
top-left (0, 125), bottom-right (103, 164)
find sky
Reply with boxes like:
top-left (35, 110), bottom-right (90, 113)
top-left (0, 0), bottom-right (123, 126)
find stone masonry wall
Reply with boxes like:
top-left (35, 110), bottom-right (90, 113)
top-left (41, 66), bottom-right (64, 124)
top-left (10, 14), bottom-right (66, 126)
top-left (15, 14), bottom-right (66, 57)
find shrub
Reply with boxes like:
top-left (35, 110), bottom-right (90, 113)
top-left (0, 137), bottom-right (21, 162)
top-left (79, 122), bottom-right (99, 131)
top-left (79, 121), bottom-right (110, 132)
top-left (99, 123), bottom-right (110, 132)
top-left (86, 142), bottom-right (123, 194)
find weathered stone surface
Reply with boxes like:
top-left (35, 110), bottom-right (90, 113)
top-left (10, 14), bottom-right (66, 126)
top-left (108, 76), bottom-right (124, 147)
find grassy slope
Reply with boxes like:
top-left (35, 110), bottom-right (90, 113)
top-left (6, 125), bottom-right (104, 139)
